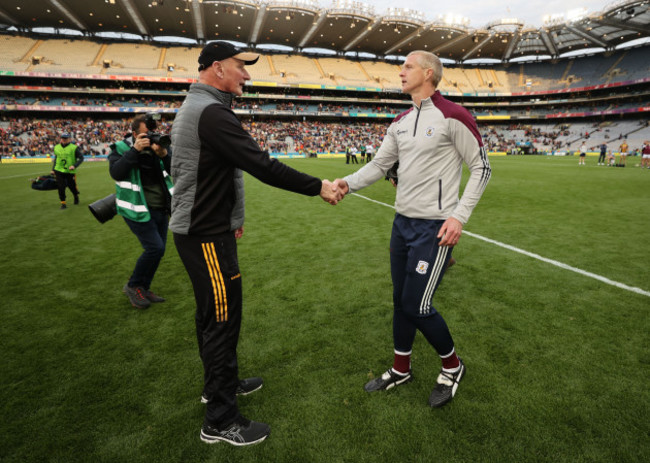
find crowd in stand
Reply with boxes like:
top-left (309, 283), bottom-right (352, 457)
top-left (5, 89), bottom-right (646, 118)
top-left (1, 116), bottom-right (647, 158)
top-left (0, 117), bottom-right (170, 157)
top-left (236, 101), bottom-right (401, 114)
top-left (245, 120), bottom-right (387, 154)
top-left (1, 93), bottom-right (402, 114)
top-left (0, 93), bottom-right (182, 108)
top-left (0, 117), bottom-right (387, 157)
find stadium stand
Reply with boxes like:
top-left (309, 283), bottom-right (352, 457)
top-left (360, 61), bottom-right (401, 89)
top-left (0, 32), bottom-right (648, 158)
top-left (100, 43), bottom-right (165, 75)
top-left (163, 46), bottom-right (201, 77)
top-left (26, 38), bottom-right (102, 74)
top-left (246, 54), bottom-right (278, 83)
top-left (318, 58), bottom-right (377, 87)
top-left (613, 46), bottom-right (650, 81)
top-left (0, 35), bottom-right (35, 72)
top-left (268, 55), bottom-right (324, 85)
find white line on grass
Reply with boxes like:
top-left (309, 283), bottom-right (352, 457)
top-left (0, 172), bottom-right (49, 180)
top-left (0, 162), bottom-right (107, 180)
top-left (351, 192), bottom-right (650, 298)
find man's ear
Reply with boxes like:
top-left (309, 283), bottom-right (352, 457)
top-left (213, 61), bottom-right (224, 79)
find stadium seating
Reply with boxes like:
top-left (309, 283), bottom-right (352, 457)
top-left (163, 46), bottom-right (201, 77)
top-left (26, 38), bottom-right (102, 74)
top-left (264, 55), bottom-right (320, 84)
top-left (359, 61), bottom-right (401, 89)
top-left (318, 58), bottom-right (375, 87)
top-left (0, 35), bottom-right (36, 72)
top-left (1, 35), bottom-right (648, 158)
top-left (246, 54), bottom-right (278, 83)
top-left (613, 46), bottom-right (650, 82)
top-left (101, 43), bottom-right (165, 75)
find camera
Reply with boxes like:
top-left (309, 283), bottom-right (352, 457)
top-left (88, 193), bottom-right (117, 224)
top-left (146, 131), bottom-right (171, 148)
top-left (144, 112), bottom-right (171, 148)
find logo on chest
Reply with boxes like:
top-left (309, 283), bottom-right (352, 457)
top-left (425, 127), bottom-right (435, 137)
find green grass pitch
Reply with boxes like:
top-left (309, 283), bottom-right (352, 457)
top-left (1, 156), bottom-right (648, 462)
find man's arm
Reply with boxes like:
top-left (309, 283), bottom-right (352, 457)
top-left (448, 118), bottom-right (491, 226)
top-left (73, 146), bottom-right (84, 169)
top-left (339, 128), bottom-right (399, 194)
top-left (199, 105), bottom-right (322, 197)
top-left (108, 145), bottom-right (139, 181)
top-left (436, 117), bottom-right (491, 247)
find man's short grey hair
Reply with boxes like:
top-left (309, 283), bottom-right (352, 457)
top-left (407, 51), bottom-right (443, 87)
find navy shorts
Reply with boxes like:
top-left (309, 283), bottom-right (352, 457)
top-left (390, 213), bottom-right (454, 317)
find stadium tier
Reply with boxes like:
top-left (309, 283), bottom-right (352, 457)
top-left (1, 34), bottom-right (649, 157)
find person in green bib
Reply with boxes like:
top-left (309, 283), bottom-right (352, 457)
top-left (109, 114), bottom-right (173, 309)
top-left (51, 132), bottom-right (84, 209)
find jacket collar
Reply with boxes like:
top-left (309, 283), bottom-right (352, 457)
top-left (189, 82), bottom-right (233, 107)
top-left (411, 90), bottom-right (441, 109)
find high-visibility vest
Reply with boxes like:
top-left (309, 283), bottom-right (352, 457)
top-left (113, 140), bottom-right (173, 222)
top-left (53, 143), bottom-right (78, 174)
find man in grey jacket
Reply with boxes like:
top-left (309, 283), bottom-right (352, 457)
top-left (170, 41), bottom-right (341, 446)
top-left (334, 50), bottom-right (491, 408)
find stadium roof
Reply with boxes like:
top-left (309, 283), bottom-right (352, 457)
top-left (0, 0), bottom-right (648, 62)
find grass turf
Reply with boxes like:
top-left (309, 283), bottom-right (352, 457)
top-left (0, 156), bottom-right (648, 462)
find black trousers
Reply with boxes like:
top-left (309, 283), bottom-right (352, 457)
top-left (174, 231), bottom-right (242, 427)
top-left (54, 171), bottom-right (79, 202)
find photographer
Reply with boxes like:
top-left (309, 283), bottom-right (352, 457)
top-left (109, 114), bottom-right (173, 309)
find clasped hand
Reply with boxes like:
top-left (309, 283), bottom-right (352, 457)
top-left (320, 179), bottom-right (347, 205)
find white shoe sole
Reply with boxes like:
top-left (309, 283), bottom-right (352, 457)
top-left (200, 430), bottom-right (269, 446)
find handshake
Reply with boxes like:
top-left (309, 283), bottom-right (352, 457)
top-left (319, 179), bottom-right (349, 205)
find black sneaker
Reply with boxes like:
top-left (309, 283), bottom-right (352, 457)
top-left (237, 377), bottom-right (263, 396)
top-left (123, 284), bottom-right (151, 309)
top-left (200, 416), bottom-right (270, 446)
top-left (60, 203), bottom-right (67, 210)
top-left (143, 289), bottom-right (165, 303)
top-left (74, 196), bottom-right (79, 205)
top-left (429, 359), bottom-right (466, 408)
top-left (364, 368), bottom-right (413, 392)
top-left (201, 377), bottom-right (263, 403)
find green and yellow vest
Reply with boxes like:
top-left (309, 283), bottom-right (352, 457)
top-left (53, 143), bottom-right (78, 174)
top-left (113, 140), bottom-right (174, 222)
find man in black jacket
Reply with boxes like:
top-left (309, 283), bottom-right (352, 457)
top-left (170, 41), bottom-right (341, 446)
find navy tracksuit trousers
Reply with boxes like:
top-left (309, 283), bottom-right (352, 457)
top-left (390, 213), bottom-right (456, 357)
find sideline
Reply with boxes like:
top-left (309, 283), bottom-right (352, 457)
top-left (0, 162), bottom-right (107, 180)
top-left (351, 192), bottom-right (650, 298)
